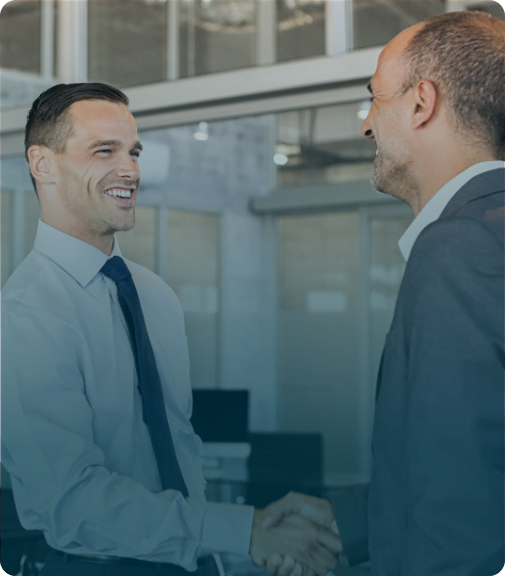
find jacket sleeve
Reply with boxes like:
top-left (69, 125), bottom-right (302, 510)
top-left (330, 483), bottom-right (369, 565)
top-left (399, 217), bottom-right (504, 576)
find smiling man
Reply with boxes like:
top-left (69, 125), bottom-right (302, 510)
top-left (261, 10), bottom-right (505, 576)
top-left (1, 83), bottom-right (341, 576)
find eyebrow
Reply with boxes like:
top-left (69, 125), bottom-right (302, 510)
top-left (88, 139), bottom-right (143, 152)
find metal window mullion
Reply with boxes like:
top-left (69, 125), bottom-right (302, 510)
top-left (256, 0), bottom-right (276, 66)
top-left (167, 0), bottom-right (180, 81)
top-left (57, 0), bottom-right (88, 83)
top-left (325, 0), bottom-right (353, 56)
top-left (41, 0), bottom-right (55, 79)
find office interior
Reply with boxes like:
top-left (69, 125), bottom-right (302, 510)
top-left (0, 1), bottom-right (503, 574)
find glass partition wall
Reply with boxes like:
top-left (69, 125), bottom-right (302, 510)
top-left (5, 0), bottom-right (501, 93)
top-left (1, 98), bottom-right (414, 483)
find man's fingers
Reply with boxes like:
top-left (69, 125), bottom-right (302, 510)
top-left (300, 555), bottom-right (328, 576)
top-left (315, 527), bottom-right (343, 556)
top-left (251, 554), bottom-right (266, 568)
top-left (277, 555), bottom-right (296, 576)
top-left (262, 510), bottom-right (285, 529)
top-left (302, 567), bottom-right (316, 576)
top-left (263, 493), bottom-right (299, 529)
top-left (308, 544), bottom-right (338, 573)
top-left (266, 553), bottom-right (284, 574)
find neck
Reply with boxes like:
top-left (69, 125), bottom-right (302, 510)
top-left (40, 210), bottom-right (114, 256)
top-left (410, 146), bottom-right (497, 217)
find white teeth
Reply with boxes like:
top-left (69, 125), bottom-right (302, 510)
top-left (105, 188), bottom-right (132, 198)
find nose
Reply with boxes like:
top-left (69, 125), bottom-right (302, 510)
top-left (360, 116), bottom-right (374, 140)
top-left (117, 151), bottom-right (140, 183)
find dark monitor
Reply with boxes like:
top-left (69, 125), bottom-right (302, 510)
top-left (190, 389), bottom-right (249, 443)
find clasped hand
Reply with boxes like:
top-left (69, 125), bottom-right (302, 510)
top-left (249, 493), bottom-right (343, 576)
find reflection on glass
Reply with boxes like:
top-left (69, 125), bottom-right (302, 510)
top-left (0, 0), bottom-right (41, 73)
top-left (88, 0), bottom-right (168, 88)
top-left (276, 103), bottom-right (376, 188)
top-left (278, 212), bottom-right (363, 481)
top-left (277, 0), bottom-right (325, 62)
top-left (1, 190), bottom-right (13, 287)
top-left (352, 0), bottom-right (444, 50)
top-left (179, 0), bottom-right (256, 77)
top-left (167, 210), bottom-right (219, 389)
top-left (115, 206), bottom-right (158, 273)
top-left (23, 193), bottom-right (40, 259)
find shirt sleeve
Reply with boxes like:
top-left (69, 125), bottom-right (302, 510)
top-left (398, 217), bottom-right (504, 576)
top-left (1, 307), bottom-right (254, 568)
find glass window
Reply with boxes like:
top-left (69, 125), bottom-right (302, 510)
top-left (88, 0), bottom-right (169, 88)
top-left (179, 0), bottom-right (257, 77)
top-left (166, 210), bottom-right (219, 389)
top-left (276, 0), bottom-right (325, 62)
top-left (275, 103), bottom-right (376, 188)
top-left (352, 0), bottom-right (445, 50)
top-left (115, 206), bottom-right (158, 273)
top-left (0, 0), bottom-right (41, 74)
top-left (278, 212), bottom-right (364, 481)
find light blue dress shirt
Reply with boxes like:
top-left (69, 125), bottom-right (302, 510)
top-left (398, 161), bottom-right (505, 261)
top-left (1, 220), bottom-right (254, 568)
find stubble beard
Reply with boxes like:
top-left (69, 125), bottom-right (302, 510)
top-left (371, 148), bottom-right (419, 209)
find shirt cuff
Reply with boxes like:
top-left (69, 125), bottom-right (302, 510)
top-left (201, 502), bottom-right (255, 555)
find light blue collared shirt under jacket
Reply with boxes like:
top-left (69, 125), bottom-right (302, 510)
top-left (1, 220), bottom-right (254, 567)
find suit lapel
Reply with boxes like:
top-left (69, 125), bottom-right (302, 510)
top-left (440, 168), bottom-right (505, 218)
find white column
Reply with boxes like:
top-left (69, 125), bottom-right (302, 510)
top-left (256, 0), bottom-right (276, 66)
top-left (167, 0), bottom-right (180, 81)
top-left (325, 0), bottom-right (353, 56)
top-left (219, 211), bottom-right (278, 431)
top-left (41, 0), bottom-right (55, 80)
top-left (57, 0), bottom-right (88, 83)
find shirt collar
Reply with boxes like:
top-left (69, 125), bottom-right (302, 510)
top-left (34, 220), bottom-right (123, 288)
top-left (398, 161), bottom-right (505, 261)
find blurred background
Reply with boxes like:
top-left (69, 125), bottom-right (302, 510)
top-left (1, 0), bottom-right (503, 574)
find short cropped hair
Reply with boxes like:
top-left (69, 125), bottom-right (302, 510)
top-left (399, 10), bottom-right (505, 159)
top-left (25, 83), bottom-right (129, 195)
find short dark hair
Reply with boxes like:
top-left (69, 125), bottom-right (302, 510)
top-left (25, 83), bottom-right (129, 195)
top-left (399, 10), bottom-right (505, 159)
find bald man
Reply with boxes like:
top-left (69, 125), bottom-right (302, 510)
top-left (259, 11), bottom-right (505, 576)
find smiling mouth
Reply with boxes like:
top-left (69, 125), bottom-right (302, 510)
top-left (104, 187), bottom-right (134, 198)
top-left (103, 186), bottom-right (136, 206)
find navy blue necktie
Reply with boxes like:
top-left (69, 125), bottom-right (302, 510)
top-left (101, 256), bottom-right (189, 497)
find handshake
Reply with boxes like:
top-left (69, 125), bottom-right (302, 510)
top-left (249, 493), bottom-right (343, 576)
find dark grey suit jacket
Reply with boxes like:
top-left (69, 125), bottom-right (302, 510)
top-left (332, 168), bottom-right (505, 576)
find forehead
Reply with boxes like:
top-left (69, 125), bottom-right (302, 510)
top-left (67, 100), bottom-right (138, 144)
top-left (372, 23), bottom-right (423, 89)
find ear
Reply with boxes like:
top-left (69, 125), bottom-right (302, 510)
top-left (411, 79), bottom-right (437, 130)
top-left (27, 145), bottom-right (57, 186)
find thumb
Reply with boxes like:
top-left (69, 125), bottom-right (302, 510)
top-left (262, 508), bottom-right (284, 529)
top-left (262, 494), bottom-right (300, 528)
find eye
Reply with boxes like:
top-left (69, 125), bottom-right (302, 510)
top-left (130, 151), bottom-right (141, 158)
top-left (96, 149), bottom-right (112, 155)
